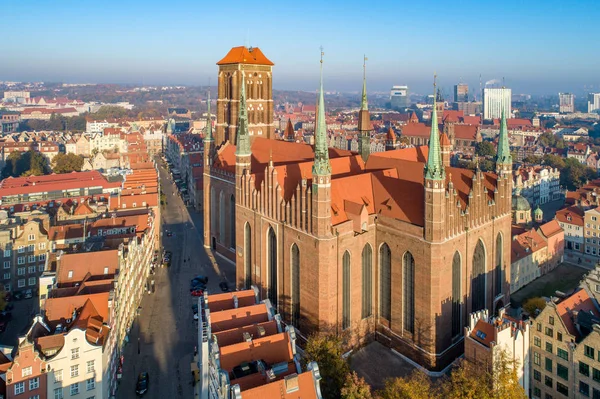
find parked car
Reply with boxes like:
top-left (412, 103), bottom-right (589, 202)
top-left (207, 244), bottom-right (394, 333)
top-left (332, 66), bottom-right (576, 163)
top-left (219, 282), bottom-right (230, 292)
top-left (193, 313), bottom-right (199, 321)
top-left (190, 289), bottom-right (204, 297)
top-left (23, 289), bottom-right (33, 299)
top-left (191, 275), bottom-right (208, 285)
top-left (135, 372), bottom-right (149, 395)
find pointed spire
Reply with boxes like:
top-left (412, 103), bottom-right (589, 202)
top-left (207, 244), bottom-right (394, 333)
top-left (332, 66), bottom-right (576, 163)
top-left (496, 105), bottom-right (512, 165)
top-left (361, 55), bottom-right (368, 111)
top-left (285, 119), bottom-right (295, 141)
top-left (205, 88), bottom-right (213, 142)
top-left (312, 47), bottom-right (331, 176)
top-left (236, 69), bottom-right (251, 156)
top-left (425, 74), bottom-right (445, 181)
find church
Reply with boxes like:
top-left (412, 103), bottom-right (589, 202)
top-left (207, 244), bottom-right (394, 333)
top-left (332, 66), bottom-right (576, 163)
top-left (203, 46), bottom-right (513, 370)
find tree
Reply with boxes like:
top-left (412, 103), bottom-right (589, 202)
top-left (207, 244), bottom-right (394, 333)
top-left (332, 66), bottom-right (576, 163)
top-left (522, 297), bottom-right (547, 316)
top-left (91, 105), bottom-right (128, 120)
top-left (52, 153), bottom-right (85, 173)
top-left (26, 150), bottom-right (49, 176)
top-left (377, 371), bottom-right (436, 399)
top-left (303, 333), bottom-right (350, 399)
top-left (341, 372), bottom-right (373, 399)
top-left (542, 154), bottom-right (565, 170)
top-left (2, 151), bottom-right (24, 178)
top-left (522, 155), bottom-right (542, 164)
top-left (475, 141), bottom-right (496, 158)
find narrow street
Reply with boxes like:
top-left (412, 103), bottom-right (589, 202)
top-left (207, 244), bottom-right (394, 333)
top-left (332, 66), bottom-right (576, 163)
top-left (116, 160), bottom-right (235, 399)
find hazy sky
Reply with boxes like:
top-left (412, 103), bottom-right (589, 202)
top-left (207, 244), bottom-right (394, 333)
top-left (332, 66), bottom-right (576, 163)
top-left (2, 0), bottom-right (599, 96)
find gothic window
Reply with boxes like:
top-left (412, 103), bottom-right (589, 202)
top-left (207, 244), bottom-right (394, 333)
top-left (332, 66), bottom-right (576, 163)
top-left (472, 240), bottom-right (486, 312)
top-left (218, 191), bottom-right (225, 243)
top-left (495, 233), bottom-right (503, 297)
top-left (452, 252), bottom-right (462, 337)
top-left (210, 187), bottom-right (216, 234)
top-left (380, 243), bottom-right (391, 320)
top-left (244, 223), bottom-right (251, 289)
top-left (342, 251), bottom-right (351, 330)
top-left (291, 244), bottom-right (300, 326)
top-left (403, 251), bottom-right (415, 334)
top-left (230, 195), bottom-right (236, 249)
top-left (361, 244), bottom-right (373, 319)
top-left (268, 227), bottom-right (278, 308)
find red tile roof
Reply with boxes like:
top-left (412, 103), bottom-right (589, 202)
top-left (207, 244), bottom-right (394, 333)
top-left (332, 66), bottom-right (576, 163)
top-left (57, 250), bottom-right (119, 284)
top-left (556, 206), bottom-right (585, 226)
top-left (556, 289), bottom-right (598, 338)
top-left (217, 46), bottom-right (274, 66)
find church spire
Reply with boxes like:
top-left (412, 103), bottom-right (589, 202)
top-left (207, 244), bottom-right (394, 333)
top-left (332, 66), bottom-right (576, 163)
top-left (235, 69), bottom-right (250, 156)
top-left (205, 88), bottom-right (213, 141)
top-left (496, 106), bottom-right (512, 166)
top-left (425, 75), bottom-right (445, 181)
top-left (361, 55), bottom-right (368, 111)
top-left (312, 48), bottom-right (331, 176)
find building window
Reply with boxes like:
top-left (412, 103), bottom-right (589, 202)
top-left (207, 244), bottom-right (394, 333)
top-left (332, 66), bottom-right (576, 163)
top-left (545, 357), bottom-right (553, 372)
top-left (22, 366), bottom-right (32, 377)
top-left (18, 279), bottom-right (25, 288)
top-left (581, 381), bottom-right (590, 397)
top-left (218, 191), bottom-right (225, 243)
top-left (70, 364), bottom-right (79, 378)
top-left (549, 316), bottom-right (554, 325)
top-left (533, 386), bottom-right (541, 398)
top-left (15, 382), bottom-right (25, 395)
top-left (3, 273), bottom-right (9, 280)
top-left (580, 361), bottom-right (590, 377)
top-left (3, 261), bottom-right (9, 269)
top-left (545, 327), bottom-right (553, 337)
top-left (585, 345), bottom-right (595, 359)
top-left (546, 342), bottom-right (553, 353)
top-left (28, 277), bottom-right (36, 286)
top-left (342, 251), bottom-right (350, 330)
top-left (290, 243), bottom-right (300, 327)
top-left (534, 369), bottom-right (541, 381)
top-left (534, 336), bottom-right (541, 347)
top-left (70, 383), bottom-right (79, 396)
top-left (557, 363), bottom-right (568, 381)
top-left (495, 234), bottom-right (503, 296)
top-left (86, 360), bottom-right (95, 374)
top-left (229, 195), bottom-right (236, 249)
top-left (27, 244), bottom-right (34, 252)
top-left (537, 323), bottom-right (542, 332)
top-left (379, 243), bottom-right (391, 321)
top-left (557, 348), bottom-right (568, 361)
top-left (86, 378), bottom-right (95, 391)
top-left (28, 266), bottom-right (36, 274)
top-left (55, 369), bottom-right (63, 382)
top-left (452, 251), bottom-right (462, 337)
top-left (557, 331), bottom-right (562, 342)
top-left (593, 367), bottom-right (600, 382)
top-left (68, 270), bottom-right (73, 279)
top-left (472, 240), bottom-right (486, 312)
top-left (29, 377), bottom-right (39, 390)
top-left (39, 243), bottom-right (46, 250)
top-left (18, 245), bottom-right (24, 253)
top-left (545, 375), bottom-right (553, 388)
top-left (244, 223), bottom-right (252, 289)
top-left (593, 388), bottom-right (600, 399)
top-left (403, 251), bottom-right (415, 334)
top-left (534, 352), bottom-right (541, 366)
top-left (557, 382), bottom-right (568, 396)
top-left (267, 227), bottom-right (278, 308)
top-left (38, 254), bottom-right (46, 262)
top-left (361, 244), bottom-right (372, 319)
top-left (18, 257), bottom-right (25, 265)
top-left (54, 389), bottom-right (63, 399)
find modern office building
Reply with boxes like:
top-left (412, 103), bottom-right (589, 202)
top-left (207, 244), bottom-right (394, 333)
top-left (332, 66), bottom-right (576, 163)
top-left (390, 85), bottom-right (409, 110)
top-left (454, 83), bottom-right (468, 102)
top-left (483, 87), bottom-right (511, 120)
top-left (588, 93), bottom-right (600, 113)
top-left (559, 93), bottom-right (575, 113)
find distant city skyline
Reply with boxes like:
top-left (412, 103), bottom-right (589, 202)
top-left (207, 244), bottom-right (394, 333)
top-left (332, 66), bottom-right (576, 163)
top-left (1, 0), bottom-right (599, 96)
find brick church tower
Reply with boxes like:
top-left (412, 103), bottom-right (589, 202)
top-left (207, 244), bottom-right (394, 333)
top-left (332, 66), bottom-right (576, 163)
top-left (215, 46), bottom-right (276, 146)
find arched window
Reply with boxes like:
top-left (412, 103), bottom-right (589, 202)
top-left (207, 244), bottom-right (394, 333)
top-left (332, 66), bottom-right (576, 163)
top-left (210, 187), bottom-right (216, 234)
top-left (342, 251), bottom-right (351, 330)
top-left (379, 243), bottom-right (391, 320)
top-left (361, 244), bottom-right (373, 319)
top-left (403, 252), bottom-right (415, 334)
top-left (218, 191), bottom-right (225, 243)
top-left (230, 195), bottom-right (236, 249)
top-left (495, 233), bottom-right (503, 297)
top-left (291, 244), bottom-right (300, 326)
top-left (267, 227), bottom-right (278, 308)
top-left (244, 223), bottom-right (251, 289)
top-left (451, 252), bottom-right (462, 337)
top-left (472, 240), bottom-right (486, 312)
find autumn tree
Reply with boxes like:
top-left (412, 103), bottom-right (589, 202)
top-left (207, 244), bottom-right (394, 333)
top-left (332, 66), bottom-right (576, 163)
top-left (303, 333), bottom-right (350, 399)
top-left (522, 297), bottom-right (546, 316)
top-left (341, 372), bottom-right (373, 399)
top-left (475, 141), bottom-right (496, 157)
top-left (52, 153), bottom-right (84, 173)
top-left (376, 371), bottom-right (436, 399)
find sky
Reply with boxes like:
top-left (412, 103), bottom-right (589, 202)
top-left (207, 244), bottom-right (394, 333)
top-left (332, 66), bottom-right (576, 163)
top-left (1, 0), bottom-right (599, 96)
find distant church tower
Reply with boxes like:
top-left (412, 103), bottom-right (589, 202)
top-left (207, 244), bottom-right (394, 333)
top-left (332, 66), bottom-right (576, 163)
top-left (215, 46), bottom-right (276, 146)
top-left (357, 56), bottom-right (372, 162)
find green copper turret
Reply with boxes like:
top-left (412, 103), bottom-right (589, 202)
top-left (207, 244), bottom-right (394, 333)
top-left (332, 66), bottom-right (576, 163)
top-left (235, 71), bottom-right (251, 156)
top-left (496, 107), bottom-right (512, 165)
top-left (425, 79), bottom-right (445, 181)
top-left (361, 56), bottom-right (368, 111)
top-left (312, 51), bottom-right (331, 176)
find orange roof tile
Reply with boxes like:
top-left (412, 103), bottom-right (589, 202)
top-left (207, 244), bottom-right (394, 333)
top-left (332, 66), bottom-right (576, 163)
top-left (556, 289), bottom-right (598, 338)
top-left (219, 332), bottom-right (293, 372)
top-left (217, 46), bottom-right (274, 66)
top-left (539, 220), bottom-right (562, 238)
top-left (469, 319), bottom-right (495, 347)
top-left (57, 250), bottom-right (119, 284)
top-left (208, 290), bottom-right (257, 312)
top-left (210, 304), bottom-right (270, 332)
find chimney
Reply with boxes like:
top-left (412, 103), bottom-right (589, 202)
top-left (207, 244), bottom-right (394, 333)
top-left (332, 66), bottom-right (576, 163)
top-left (284, 374), bottom-right (300, 394)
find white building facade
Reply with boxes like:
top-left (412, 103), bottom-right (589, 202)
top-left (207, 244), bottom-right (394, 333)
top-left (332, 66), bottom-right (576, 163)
top-left (483, 87), bottom-right (512, 120)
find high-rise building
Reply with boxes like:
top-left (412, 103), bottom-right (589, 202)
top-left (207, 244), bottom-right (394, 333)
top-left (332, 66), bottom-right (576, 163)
top-left (390, 85), bottom-right (409, 110)
top-left (215, 46), bottom-right (276, 146)
top-left (588, 93), bottom-right (600, 113)
top-left (483, 87), bottom-right (511, 120)
top-left (559, 92), bottom-right (575, 113)
top-left (454, 83), bottom-right (468, 102)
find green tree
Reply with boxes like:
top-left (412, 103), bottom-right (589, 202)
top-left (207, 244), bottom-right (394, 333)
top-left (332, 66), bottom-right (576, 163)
top-left (522, 297), bottom-right (547, 316)
top-left (2, 151), bottom-right (23, 178)
top-left (522, 155), bottom-right (542, 164)
top-left (52, 153), bottom-right (85, 173)
top-left (377, 371), bottom-right (436, 399)
top-left (475, 141), bottom-right (495, 157)
top-left (542, 154), bottom-right (566, 170)
top-left (26, 150), bottom-right (49, 176)
top-left (341, 372), bottom-right (373, 399)
top-left (91, 105), bottom-right (128, 120)
top-left (303, 333), bottom-right (350, 399)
